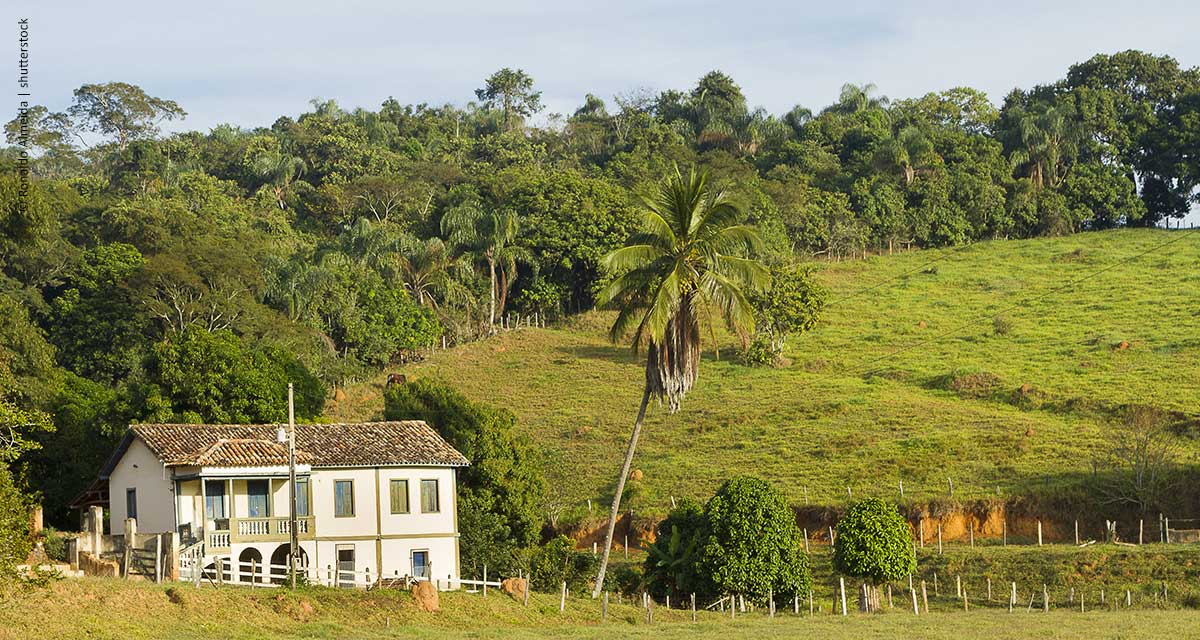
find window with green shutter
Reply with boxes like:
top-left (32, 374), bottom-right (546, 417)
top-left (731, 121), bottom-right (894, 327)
top-left (390, 479), bottom-right (409, 514)
top-left (420, 479), bottom-right (439, 513)
top-left (334, 480), bottom-right (354, 517)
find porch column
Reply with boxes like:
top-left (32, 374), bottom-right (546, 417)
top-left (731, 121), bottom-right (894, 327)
top-left (199, 478), bottom-right (207, 545)
top-left (227, 478), bottom-right (237, 583)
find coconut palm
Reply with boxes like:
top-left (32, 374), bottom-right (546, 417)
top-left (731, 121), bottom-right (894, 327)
top-left (590, 166), bottom-right (768, 597)
top-left (441, 203), bottom-right (528, 327)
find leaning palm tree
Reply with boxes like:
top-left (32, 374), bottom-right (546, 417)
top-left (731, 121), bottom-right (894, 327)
top-left (591, 166), bottom-right (768, 597)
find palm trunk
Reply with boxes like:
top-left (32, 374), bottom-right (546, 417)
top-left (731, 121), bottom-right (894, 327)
top-left (592, 385), bottom-right (652, 598)
top-left (487, 258), bottom-right (497, 328)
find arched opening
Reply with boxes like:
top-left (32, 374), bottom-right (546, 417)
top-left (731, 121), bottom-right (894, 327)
top-left (238, 548), bottom-right (263, 584)
top-left (269, 544), bottom-right (309, 584)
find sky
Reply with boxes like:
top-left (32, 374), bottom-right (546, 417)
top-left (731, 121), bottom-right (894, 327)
top-left (17, 0), bottom-right (1200, 222)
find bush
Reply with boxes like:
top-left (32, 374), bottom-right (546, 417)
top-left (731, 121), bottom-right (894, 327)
top-left (697, 476), bottom-right (811, 601)
top-left (644, 498), bottom-right (707, 600)
top-left (528, 535), bottom-right (596, 593)
top-left (738, 336), bottom-right (777, 367)
top-left (42, 527), bottom-right (72, 563)
top-left (833, 498), bottom-right (916, 585)
top-left (0, 465), bottom-right (31, 575)
top-left (611, 563), bottom-right (644, 596)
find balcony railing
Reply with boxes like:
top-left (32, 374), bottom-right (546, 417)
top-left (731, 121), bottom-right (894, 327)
top-left (230, 516), bottom-right (315, 543)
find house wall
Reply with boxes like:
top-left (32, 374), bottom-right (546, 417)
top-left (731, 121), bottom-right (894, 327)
top-left (176, 479), bottom-right (201, 537)
top-left (308, 466), bottom-right (461, 586)
top-left (108, 438), bottom-right (175, 534)
top-left (378, 467), bottom-right (457, 537)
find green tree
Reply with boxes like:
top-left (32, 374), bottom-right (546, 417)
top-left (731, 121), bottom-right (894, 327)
top-left (698, 476), bottom-right (811, 602)
top-left (475, 68), bottom-right (543, 131)
top-left (383, 377), bottom-right (545, 576)
top-left (591, 166), bottom-right (768, 596)
top-left (746, 264), bottom-right (825, 359)
top-left (67, 82), bottom-right (186, 150)
top-left (832, 498), bottom-right (916, 611)
top-left (145, 328), bottom-right (323, 423)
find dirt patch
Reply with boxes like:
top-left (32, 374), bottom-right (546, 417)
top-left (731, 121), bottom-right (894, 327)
top-left (562, 512), bottom-right (657, 550)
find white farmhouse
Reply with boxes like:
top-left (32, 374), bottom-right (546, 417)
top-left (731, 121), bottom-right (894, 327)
top-left (88, 421), bottom-right (469, 586)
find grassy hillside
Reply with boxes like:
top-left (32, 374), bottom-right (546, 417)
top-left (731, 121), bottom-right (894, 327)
top-left (331, 228), bottom-right (1200, 514)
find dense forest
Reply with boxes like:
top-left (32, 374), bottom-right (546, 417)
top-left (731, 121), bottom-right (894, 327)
top-left (1, 49), bottom-right (1198, 531)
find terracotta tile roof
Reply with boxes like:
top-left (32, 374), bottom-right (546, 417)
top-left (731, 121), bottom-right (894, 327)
top-left (191, 439), bottom-right (315, 467)
top-left (128, 421), bottom-right (469, 468)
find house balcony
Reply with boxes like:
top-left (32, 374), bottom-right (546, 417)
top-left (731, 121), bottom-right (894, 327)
top-left (205, 516), bottom-right (315, 554)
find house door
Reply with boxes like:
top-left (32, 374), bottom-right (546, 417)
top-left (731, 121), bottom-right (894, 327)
top-left (412, 550), bottom-right (430, 580)
top-left (336, 546), bottom-right (355, 588)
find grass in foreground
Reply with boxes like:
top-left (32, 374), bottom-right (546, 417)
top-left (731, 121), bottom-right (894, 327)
top-left (3, 577), bottom-right (1200, 640)
top-left (329, 229), bottom-right (1200, 512)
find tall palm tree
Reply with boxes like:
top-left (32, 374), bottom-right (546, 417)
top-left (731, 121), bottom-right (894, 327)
top-left (874, 125), bottom-right (937, 185)
top-left (590, 166), bottom-right (768, 597)
top-left (829, 83), bottom-right (889, 115)
top-left (1007, 105), bottom-right (1079, 190)
top-left (251, 149), bottom-right (306, 210)
top-left (441, 203), bottom-right (528, 327)
top-left (397, 237), bottom-right (470, 309)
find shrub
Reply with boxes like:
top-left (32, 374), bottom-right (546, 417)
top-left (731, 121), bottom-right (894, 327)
top-left (42, 527), bottom-right (71, 563)
top-left (0, 465), bottom-right (31, 575)
top-left (528, 535), bottom-right (596, 593)
top-left (738, 336), bottom-right (777, 367)
top-left (833, 498), bottom-right (916, 585)
top-left (697, 476), bottom-right (811, 601)
top-left (992, 314), bottom-right (1014, 336)
top-left (644, 498), bottom-right (707, 600)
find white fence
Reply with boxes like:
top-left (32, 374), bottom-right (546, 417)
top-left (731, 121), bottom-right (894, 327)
top-left (181, 558), bottom-right (502, 592)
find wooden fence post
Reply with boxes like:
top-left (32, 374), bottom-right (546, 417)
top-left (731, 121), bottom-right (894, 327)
top-left (1139, 519), bottom-right (1144, 544)
top-left (803, 528), bottom-right (809, 553)
top-left (987, 577), bottom-right (992, 601)
top-left (559, 581), bottom-right (566, 613)
top-left (956, 575), bottom-right (961, 598)
top-left (1010, 582), bottom-right (1016, 612)
top-left (1074, 520), bottom-right (1079, 545)
top-left (1037, 521), bottom-right (1043, 546)
top-left (921, 581), bottom-right (929, 613)
top-left (839, 578), bottom-right (847, 616)
top-left (937, 523), bottom-right (943, 555)
top-left (911, 584), bottom-right (919, 615)
top-left (887, 584), bottom-right (893, 608)
top-left (483, 565), bottom-right (487, 597)
top-left (692, 593), bottom-right (697, 622)
top-left (154, 534), bottom-right (162, 584)
top-left (1043, 584), bottom-right (1049, 613)
top-left (919, 519), bottom-right (924, 548)
top-left (523, 578), bottom-right (530, 606)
